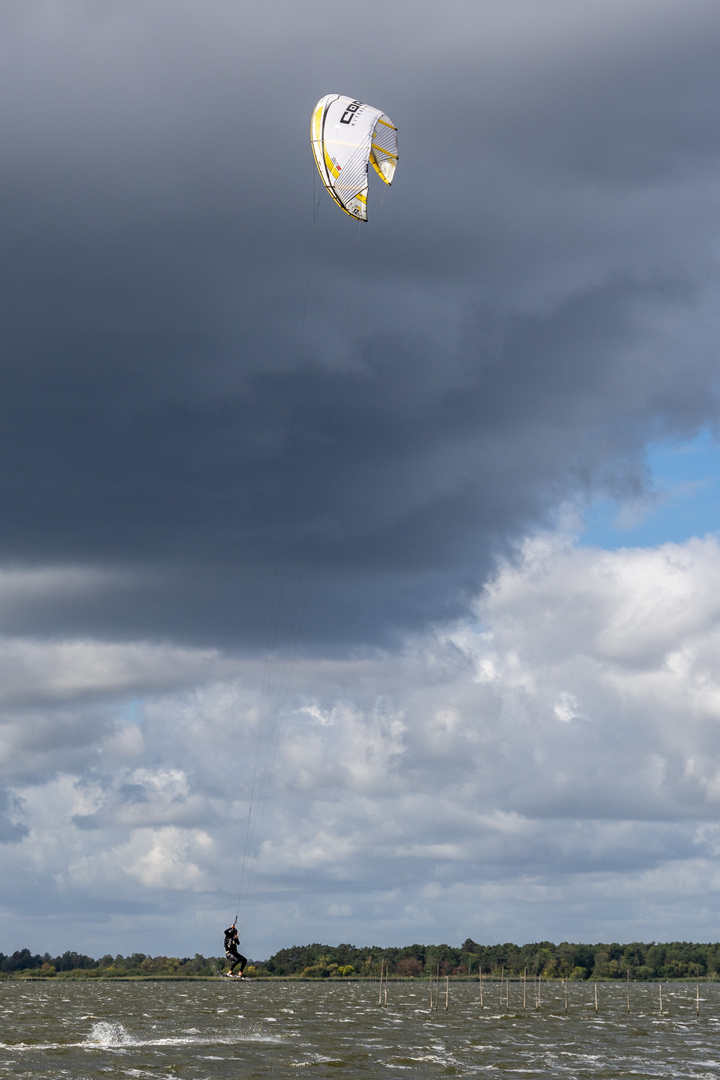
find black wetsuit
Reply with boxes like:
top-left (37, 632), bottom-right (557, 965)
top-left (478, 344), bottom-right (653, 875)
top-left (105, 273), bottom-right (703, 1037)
top-left (224, 926), bottom-right (247, 975)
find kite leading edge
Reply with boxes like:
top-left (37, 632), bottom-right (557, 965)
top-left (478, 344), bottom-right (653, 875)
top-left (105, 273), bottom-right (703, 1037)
top-left (311, 94), bottom-right (398, 220)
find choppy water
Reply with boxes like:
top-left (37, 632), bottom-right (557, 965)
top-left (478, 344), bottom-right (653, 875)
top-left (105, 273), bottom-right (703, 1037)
top-left (1, 978), bottom-right (719, 1078)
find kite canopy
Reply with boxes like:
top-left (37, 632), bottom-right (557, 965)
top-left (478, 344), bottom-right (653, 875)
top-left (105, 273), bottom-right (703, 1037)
top-left (311, 94), bottom-right (398, 220)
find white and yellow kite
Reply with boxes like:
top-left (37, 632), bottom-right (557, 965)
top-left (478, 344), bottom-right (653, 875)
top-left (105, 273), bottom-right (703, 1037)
top-left (311, 94), bottom-right (398, 220)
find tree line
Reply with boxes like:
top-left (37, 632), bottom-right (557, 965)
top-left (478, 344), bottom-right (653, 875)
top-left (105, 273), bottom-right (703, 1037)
top-left (261, 939), bottom-right (720, 980)
top-left (3, 939), bottom-right (720, 979)
top-left (0, 950), bottom-right (223, 978)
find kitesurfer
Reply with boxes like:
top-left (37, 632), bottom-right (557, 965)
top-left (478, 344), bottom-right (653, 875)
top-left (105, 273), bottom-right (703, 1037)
top-left (224, 924), bottom-right (247, 978)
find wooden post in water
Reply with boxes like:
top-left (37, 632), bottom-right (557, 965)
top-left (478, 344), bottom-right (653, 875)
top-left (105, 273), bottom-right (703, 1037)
top-left (384, 963), bottom-right (388, 1007)
top-left (697, 966), bottom-right (700, 1017)
top-left (500, 966), bottom-right (504, 1009)
top-left (379, 960), bottom-right (384, 1006)
top-left (658, 982), bottom-right (663, 1016)
top-left (445, 975), bottom-right (450, 1011)
top-left (429, 971), bottom-right (434, 1013)
top-left (523, 969), bottom-right (527, 1009)
top-left (479, 964), bottom-right (484, 1008)
top-left (594, 981), bottom-right (598, 1015)
top-left (563, 978), bottom-right (568, 1015)
top-left (626, 969), bottom-right (630, 1015)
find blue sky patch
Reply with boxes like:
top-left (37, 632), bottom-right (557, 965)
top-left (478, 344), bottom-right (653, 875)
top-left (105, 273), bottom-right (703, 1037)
top-left (581, 429), bottom-right (720, 549)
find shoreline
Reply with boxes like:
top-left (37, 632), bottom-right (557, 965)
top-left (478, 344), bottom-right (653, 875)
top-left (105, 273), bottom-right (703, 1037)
top-left (3, 973), bottom-right (717, 983)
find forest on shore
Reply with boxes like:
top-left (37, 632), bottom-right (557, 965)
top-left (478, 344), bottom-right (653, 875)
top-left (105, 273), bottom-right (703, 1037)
top-left (2, 939), bottom-right (720, 980)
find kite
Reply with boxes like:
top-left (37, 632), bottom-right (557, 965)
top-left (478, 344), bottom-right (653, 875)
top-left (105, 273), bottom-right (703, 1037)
top-left (311, 94), bottom-right (398, 220)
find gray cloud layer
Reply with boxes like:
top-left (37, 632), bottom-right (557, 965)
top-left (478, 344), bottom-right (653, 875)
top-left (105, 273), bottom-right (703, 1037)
top-left (0, 0), bottom-right (719, 649)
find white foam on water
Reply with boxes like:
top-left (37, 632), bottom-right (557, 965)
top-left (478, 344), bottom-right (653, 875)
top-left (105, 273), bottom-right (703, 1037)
top-left (86, 1020), bottom-right (135, 1046)
top-left (0, 1022), bottom-right (286, 1055)
top-left (399, 1054), bottom-right (450, 1064)
top-left (289, 1053), bottom-right (347, 1068)
top-left (236, 1030), bottom-right (284, 1044)
top-left (125, 1071), bottom-right (174, 1079)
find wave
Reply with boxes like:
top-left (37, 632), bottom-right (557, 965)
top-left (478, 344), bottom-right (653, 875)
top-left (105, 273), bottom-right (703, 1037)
top-left (0, 1019), bottom-right (284, 1054)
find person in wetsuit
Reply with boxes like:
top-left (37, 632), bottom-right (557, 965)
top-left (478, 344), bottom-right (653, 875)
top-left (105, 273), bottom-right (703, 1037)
top-left (224, 924), bottom-right (247, 977)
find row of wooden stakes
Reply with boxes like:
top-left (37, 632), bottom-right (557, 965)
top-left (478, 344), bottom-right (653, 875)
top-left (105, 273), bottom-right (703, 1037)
top-left (376, 961), bottom-right (703, 1016)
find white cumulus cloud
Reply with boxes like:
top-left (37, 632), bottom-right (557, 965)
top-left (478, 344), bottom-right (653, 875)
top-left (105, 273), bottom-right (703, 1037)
top-left (3, 533), bottom-right (720, 956)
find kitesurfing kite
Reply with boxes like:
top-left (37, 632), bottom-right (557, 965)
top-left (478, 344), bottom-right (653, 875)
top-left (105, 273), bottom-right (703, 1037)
top-left (311, 94), bottom-right (398, 220)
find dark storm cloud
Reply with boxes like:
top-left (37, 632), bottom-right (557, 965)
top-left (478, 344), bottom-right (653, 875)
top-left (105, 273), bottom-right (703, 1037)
top-left (1, 0), bottom-right (720, 649)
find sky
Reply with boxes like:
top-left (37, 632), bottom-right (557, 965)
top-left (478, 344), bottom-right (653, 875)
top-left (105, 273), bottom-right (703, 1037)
top-left (2, 0), bottom-right (720, 962)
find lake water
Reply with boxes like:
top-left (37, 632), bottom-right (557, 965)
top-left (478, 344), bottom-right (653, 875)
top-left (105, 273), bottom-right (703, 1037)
top-left (1, 978), bottom-right (720, 1078)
